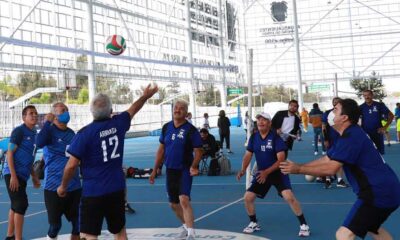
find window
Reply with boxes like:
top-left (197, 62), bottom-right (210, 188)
top-left (0, 2), bottom-right (9, 17)
top-left (94, 21), bottom-right (104, 35)
top-left (12, 3), bottom-right (21, 20)
top-left (74, 17), bottom-right (83, 31)
top-left (39, 9), bottom-right (51, 25)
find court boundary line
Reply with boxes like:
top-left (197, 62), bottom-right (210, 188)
top-left (0, 210), bottom-right (47, 225)
top-left (194, 197), bottom-right (244, 223)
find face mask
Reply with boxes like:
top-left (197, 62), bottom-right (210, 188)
top-left (57, 111), bottom-right (70, 124)
top-left (327, 111), bottom-right (335, 126)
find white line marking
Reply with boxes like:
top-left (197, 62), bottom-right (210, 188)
top-left (0, 210), bottom-right (47, 225)
top-left (194, 197), bottom-right (244, 222)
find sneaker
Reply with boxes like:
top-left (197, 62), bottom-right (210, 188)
top-left (336, 179), bottom-right (348, 188)
top-left (298, 224), bottom-right (310, 237)
top-left (175, 227), bottom-right (188, 239)
top-left (322, 151), bottom-right (326, 155)
top-left (314, 151), bottom-right (318, 156)
top-left (186, 235), bottom-right (195, 240)
top-left (243, 221), bottom-right (261, 233)
top-left (125, 202), bottom-right (136, 214)
top-left (46, 236), bottom-right (57, 240)
top-left (315, 177), bottom-right (324, 183)
top-left (227, 149), bottom-right (233, 154)
top-left (324, 179), bottom-right (332, 189)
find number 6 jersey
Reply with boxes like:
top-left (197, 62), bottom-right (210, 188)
top-left (67, 112), bottom-right (131, 197)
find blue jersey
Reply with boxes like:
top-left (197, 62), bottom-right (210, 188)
top-left (36, 122), bottom-right (81, 192)
top-left (322, 109), bottom-right (339, 147)
top-left (247, 130), bottom-right (287, 170)
top-left (327, 125), bottom-right (400, 208)
top-left (67, 112), bottom-right (131, 197)
top-left (3, 124), bottom-right (37, 181)
top-left (359, 101), bottom-right (389, 133)
top-left (159, 121), bottom-right (202, 170)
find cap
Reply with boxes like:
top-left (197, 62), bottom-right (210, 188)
top-left (255, 112), bottom-right (272, 120)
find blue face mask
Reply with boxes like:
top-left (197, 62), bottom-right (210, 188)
top-left (57, 111), bottom-right (70, 124)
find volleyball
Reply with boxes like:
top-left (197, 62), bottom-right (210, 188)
top-left (106, 35), bottom-right (126, 55)
top-left (305, 175), bottom-right (316, 182)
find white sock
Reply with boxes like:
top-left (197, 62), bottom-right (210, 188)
top-left (338, 177), bottom-right (343, 182)
top-left (187, 228), bottom-right (195, 236)
top-left (182, 224), bottom-right (187, 230)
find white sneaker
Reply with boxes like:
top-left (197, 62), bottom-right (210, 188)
top-left (314, 151), bottom-right (318, 156)
top-left (47, 236), bottom-right (57, 240)
top-left (175, 227), bottom-right (188, 239)
top-left (298, 224), bottom-right (310, 237)
top-left (322, 151), bottom-right (326, 155)
top-left (186, 235), bottom-right (195, 240)
top-left (243, 221), bottom-right (261, 233)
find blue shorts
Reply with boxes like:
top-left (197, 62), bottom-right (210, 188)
top-left (343, 199), bottom-right (398, 238)
top-left (166, 168), bottom-right (193, 203)
top-left (247, 170), bottom-right (292, 199)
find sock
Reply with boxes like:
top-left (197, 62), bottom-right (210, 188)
top-left (297, 214), bottom-right (307, 225)
top-left (182, 224), bottom-right (188, 230)
top-left (338, 177), bottom-right (343, 182)
top-left (249, 214), bottom-right (257, 223)
top-left (187, 228), bottom-right (195, 236)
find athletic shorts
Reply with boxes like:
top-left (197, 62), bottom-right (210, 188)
top-left (343, 199), bottom-right (398, 239)
top-left (4, 174), bottom-right (28, 215)
top-left (247, 170), bottom-right (292, 199)
top-left (80, 190), bottom-right (125, 236)
top-left (367, 132), bottom-right (384, 155)
top-left (166, 168), bottom-right (193, 203)
top-left (397, 119), bottom-right (400, 131)
top-left (44, 189), bottom-right (81, 224)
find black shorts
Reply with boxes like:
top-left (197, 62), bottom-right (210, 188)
top-left (166, 168), bottom-right (192, 204)
top-left (343, 199), bottom-right (398, 239)
top-left (4, 174), bottom-right (28, 215)
top-left (80, 190), bottom-right (125, 236)
top-left (44, 189), bottom-right (81, 224)
top-left (247, 170), bottom-right (292, 199)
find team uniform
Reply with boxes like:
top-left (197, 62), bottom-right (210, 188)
top-left (67, 112), bottom-right (131, 235)
top-left (359, 101), bottom-right (390, 154)
top-left (3, 124), bottom-right (37, 215)
top-left (36, 122), bottom-right (81, 236)
top-left (246, 130), bottom-right (290, 198)
top-left (160, 121), bottom-right (202, 203)
top-left (327, 125), bottom-right (400, 238)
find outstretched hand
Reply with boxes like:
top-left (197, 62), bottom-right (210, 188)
top-left (279, 160), bottom-right (300, 175)
top-left (142, 83), bottom-right (158, 99)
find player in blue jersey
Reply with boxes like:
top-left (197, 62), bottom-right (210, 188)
top-left (359, 90), bottom-right (393, 154)
top-left (149, 100), bottom-right (203, 240)
top-left (36, 102), bottom-right (81, 240)
top-left (237, 112), bottom-right (310, 237)
top-left (57, 84), bottom-right (158, 240)
top-left (3, 105), bottom-right (40, 240)
top-left (321, 97), bottom-right (348, 188)
top-left (280, 99), bottom-right (400, 240)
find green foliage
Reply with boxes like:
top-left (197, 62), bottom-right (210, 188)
top-left (0, 75), bottom-right (23, 100)
top-left (196, 84), bottom-right (220, 106)
top-left (17, 72), bottom-right (56, 93)
top-left (350, 71), bottom-right (386, 100)
top-left (29, 93), bottom-right (51, 104)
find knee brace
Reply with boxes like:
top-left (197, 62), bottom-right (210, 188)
top-left (48, 223), bottom-right (62, 238)
top-left (71, 218), bottom-right (80, 236)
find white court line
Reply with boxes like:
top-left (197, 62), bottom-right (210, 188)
top-left (194, 197), bottom-right (244, 223)
top-left (0, 210), bottom-right (47, 225)
top-left (0, 201), bottom-right (354, 205)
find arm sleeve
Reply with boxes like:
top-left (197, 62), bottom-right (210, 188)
top-left (191, 128), bottom-right (203, 148)
top-left (274, 134), bottom-right (288, 153)
top-left (380, 103), bottom-right (390, 116)
top-left (66, 132), bottom-right (87, 161)
top-left (159, 123), bottom-right (168, 144)
top-left (36, 122), bottom-right (52, 148)
top-left (116, 111), bottom-right (131, 132)
top-left (246, 134), bottom-right (255, 152)
top-left (326, 138), bottom-right (361, 164)
top-left (9, 127), bottom-right (23, 146)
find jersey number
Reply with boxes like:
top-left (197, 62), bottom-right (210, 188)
top-left (101, 135), bottom-right (120, 162)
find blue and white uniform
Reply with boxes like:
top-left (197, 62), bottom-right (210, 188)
top-left (327, 124), bottom-right (400, 237)
top-left (359, 101), bottom-right (390, 154)
top-left (246, 130), bottom-right (290, 198)
top-left (160, 121), bottom-right (202, 203)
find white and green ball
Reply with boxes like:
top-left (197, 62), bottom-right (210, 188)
top-left (106, 35), bottom-right (126, 55)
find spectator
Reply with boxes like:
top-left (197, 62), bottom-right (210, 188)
top-left (300, 107), bottom-right (309, 132)
top-left (217, 110), bottom-right (232, 153)
top-left (309, 103), bottom-right (326, 156)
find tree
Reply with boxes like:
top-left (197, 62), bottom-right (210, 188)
top-left (196, 84), bottom-right (219, 106)
top-left (29, 93), bottom-right (51, 104)
top-left (350, 71), bottom-right (386, 100)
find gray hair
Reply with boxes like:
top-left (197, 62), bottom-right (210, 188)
top-left (51, 102), bottom-right (68, 114)
top-left (90, 93), bottom-right (112, 120)
top-left (174, 99), bottom-right (189, 112)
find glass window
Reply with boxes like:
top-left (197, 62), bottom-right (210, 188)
top-left (75, 17), bottom-right (83, 31)
top-left (0, 1), bottom-right (9, 17)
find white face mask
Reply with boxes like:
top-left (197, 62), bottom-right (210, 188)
top-left (328, 111), bottom-right (335, 126)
